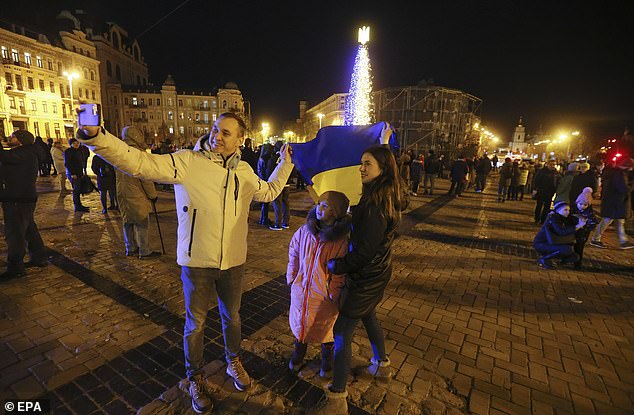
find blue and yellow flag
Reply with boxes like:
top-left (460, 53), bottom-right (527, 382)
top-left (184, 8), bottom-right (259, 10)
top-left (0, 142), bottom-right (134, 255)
top-left (291, 122), bottom-right (398, 205)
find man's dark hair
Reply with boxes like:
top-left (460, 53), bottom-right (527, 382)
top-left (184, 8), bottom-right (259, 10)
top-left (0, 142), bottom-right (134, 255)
top-left (219, 112), bottom-right (247, 138)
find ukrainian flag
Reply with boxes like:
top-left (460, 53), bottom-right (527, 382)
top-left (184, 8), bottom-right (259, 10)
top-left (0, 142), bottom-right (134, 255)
top-left (291, 122), bottom-right (398, 205)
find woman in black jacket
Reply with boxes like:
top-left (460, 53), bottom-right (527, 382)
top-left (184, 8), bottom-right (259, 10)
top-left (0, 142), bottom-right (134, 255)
top-left (533, 201), bottom-right (586, 269)
top-left (313, 126), bottom-right (401, 414)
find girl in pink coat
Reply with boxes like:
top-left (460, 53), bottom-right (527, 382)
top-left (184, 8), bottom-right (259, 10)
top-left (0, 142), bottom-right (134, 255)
top-left (287, 191), bottom-right (351, 377)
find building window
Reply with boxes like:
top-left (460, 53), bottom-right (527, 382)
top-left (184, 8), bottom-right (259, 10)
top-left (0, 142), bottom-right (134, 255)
top-left (30, 100), bottom-right (37, 111)
top-left (115, 64), bottom-right (121, 81)
top-left (9, 97), bottom-right (16, 109)
top-left (36, 56), bottom-right (42, 68)
top-left (59, 83), bottom-right (65, 98)
top-left (141, 111), bottom-right (146, 120)
top-left (42, 102), bottom-right (47, 113)
top-left (106, 61), bottom-right (112, 77)
top-left (168, 98), bottom-right (173, 106)
top-left (179, 126), bottom-right (185, 135)
top-left (148, 98), bottom-right (153, 106)
top-left (52, 103), bottom-right (57, 114)
top-left (203, 100), bottom-right (208, 108)
top-left (222, 100), bottom-right (227, 109)
top-left (39, 79), bottom-right (45, 91)
top-left (27, 77), bottom-right (34, 90)
top-left (1, 46), bottom-right (8, 59)
top-left (11, 49), bottom-right (19, 63)
top-left (178, 99), bottom-right (183, 107)
top-left (168, 111), bottom-right (173, 120)
top-left (49, 81), bottom-right (55, 93)
top-left (179, 112), bottom-right (184, 119)
top-left (169, 126), bottom-right (174, 134)
top-left (54, 123), bottom-right (61, 139)
top-left (34, 122), bottom-right (40, 136)
top-left (113, 96), bottom-right (118, 105)
top-left (24, 53), bottom-right (31, 66)
top-left (58, 61), bottom-right (63, 75)
top-left (45, 123), bottom-right (50, 137)
top-left (62, 105), bottom-right (66, 118)
top-left (195, 113), bottom-right (200, 121)
top-left (212, 113), bottom-right (217, 121)
top-left (15, 75), bottom-right (23, 90)
top-left (124, 97), bottom-right (128, 105)
top-left (47, 60), bottom-right (53, 70)
top-left (156, 98), bottom-right (160, 106)
top-left (132, 97), bottom-right (138, 106)
top-left (5, 72), bottom-right (12, 85)
top-left (90, 70), bottom-right (95, 81)
top-left (140, 98), bottom-right (145, 106)
top-left (83, 68), bottom-right (88, 79)
top-left (92, 90), bottom-right (95, 100)
top-left (78, 88), bottom-right (83, 98)
top-left (203, 113), bottom-right (209, 122)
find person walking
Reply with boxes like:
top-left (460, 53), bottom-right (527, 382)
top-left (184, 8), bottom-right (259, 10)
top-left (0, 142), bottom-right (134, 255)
top-left (269, 141), bottom-right (290, 230)
top-left (257, 143), bottom-right (274, 226)
top-left (34, 136), bottom-right (50, 176)
top-left (448, 155), bottom-right (469, 197)
top-left (91, 154), bottom-right (118, 214)
top-left (590, 158), bottom-right (634, 249)
top-left (50, 140), bottom-right (68, 194)
top-left (475, 155), bottom-right (492, 193)
top-left (312, 134), bottom-right (401, 414)
top-left (64, 138), bottom-right (89, 212)
top-left (423, 150), bottom-right (439, 195)
top-left (287, 191), bottom-right (350, 378)
top-left (516, 161), bottom-right (530, 200)
top-left (0, 130), bottom-right (48, 280)
top-left (533, 160), bottom-right (559, 223)
top-left (77, 112), bottom-right (293, 413)
top-left (410, 151), bottom-right (423, 196)
top-left (497, 157), bottom-right (513, 202)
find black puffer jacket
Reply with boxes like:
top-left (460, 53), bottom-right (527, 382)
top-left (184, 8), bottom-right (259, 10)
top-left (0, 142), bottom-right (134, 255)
top-left (330, 198), bottom-right (396, 319)
top-left (0, 144), bottom-right (45, 202)
top-left (533, 211), bottom-right (577, 245)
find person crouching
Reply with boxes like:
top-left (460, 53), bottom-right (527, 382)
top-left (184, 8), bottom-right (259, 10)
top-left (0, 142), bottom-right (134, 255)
top-left (286, 191), bottom-right (351, 377)
top-left (533, 201), bottom-right (586, 269)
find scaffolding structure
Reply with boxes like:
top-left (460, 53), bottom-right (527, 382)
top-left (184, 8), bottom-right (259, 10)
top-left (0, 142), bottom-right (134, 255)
top-left (374, 85), bottom-right (482, 157)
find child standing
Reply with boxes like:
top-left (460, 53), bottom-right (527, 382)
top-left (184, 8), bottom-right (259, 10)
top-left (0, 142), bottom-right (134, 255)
top-left (287, 191), bottom-right (351, 377)
top-left (571, 187), bottom-right (599, 269)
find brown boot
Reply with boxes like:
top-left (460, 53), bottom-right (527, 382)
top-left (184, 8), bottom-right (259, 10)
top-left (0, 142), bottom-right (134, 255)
top-left (289, 339), bottom-right (307, 372)
top-left (188, 375), bottom-right (212, 413)
top-left (319, 342), bottom-right (334, 378)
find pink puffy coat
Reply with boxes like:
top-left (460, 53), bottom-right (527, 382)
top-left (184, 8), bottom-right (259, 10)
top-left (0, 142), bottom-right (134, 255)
top-left (287, 209), bottom-right (350, 344)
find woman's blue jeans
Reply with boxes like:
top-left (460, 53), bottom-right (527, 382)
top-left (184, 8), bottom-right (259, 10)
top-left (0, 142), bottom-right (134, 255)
top-left (331, 309), bottom-right (386, 392)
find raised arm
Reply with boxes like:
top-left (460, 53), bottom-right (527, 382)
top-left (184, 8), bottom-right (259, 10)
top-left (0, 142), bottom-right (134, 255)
top-left (77, 127), bottom-right (190, 184)
top-left (253, 144), bottom-right (294, 202)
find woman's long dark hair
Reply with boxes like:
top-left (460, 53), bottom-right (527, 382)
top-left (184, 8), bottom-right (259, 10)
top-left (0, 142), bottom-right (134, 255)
top-left (360, 145), bottom-right (402, 225)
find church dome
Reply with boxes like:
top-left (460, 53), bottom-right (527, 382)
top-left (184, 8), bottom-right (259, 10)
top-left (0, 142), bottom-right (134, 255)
top-left (224, 81), bottom-right (239, 90)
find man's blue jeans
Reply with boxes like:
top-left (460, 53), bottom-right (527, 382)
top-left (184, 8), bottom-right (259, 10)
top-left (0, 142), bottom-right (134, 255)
top-left (181, 265), bottom-right (244, 378)
top-left (331, 310), bottom-right (386, 392)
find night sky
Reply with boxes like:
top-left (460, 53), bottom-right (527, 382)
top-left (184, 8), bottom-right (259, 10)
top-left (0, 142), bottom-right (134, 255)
top-left (3, 1), bottom-right (634, 140)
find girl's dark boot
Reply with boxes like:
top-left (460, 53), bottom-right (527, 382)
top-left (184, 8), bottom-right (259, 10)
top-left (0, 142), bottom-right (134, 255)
top-left (289, 340), bottom-right (307, 372)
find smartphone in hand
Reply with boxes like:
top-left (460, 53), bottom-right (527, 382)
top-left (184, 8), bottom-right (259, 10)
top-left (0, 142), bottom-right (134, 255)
top-left (78, 103), bottom-right (101, 126)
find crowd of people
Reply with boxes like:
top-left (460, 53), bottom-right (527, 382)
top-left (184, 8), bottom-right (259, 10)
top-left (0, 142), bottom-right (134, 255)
top-left (1, 116), bottom-right (633, 414)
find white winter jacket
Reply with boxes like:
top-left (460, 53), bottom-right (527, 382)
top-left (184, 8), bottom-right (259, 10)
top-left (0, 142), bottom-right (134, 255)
top-left (79, 129), bottom-right (294, 269)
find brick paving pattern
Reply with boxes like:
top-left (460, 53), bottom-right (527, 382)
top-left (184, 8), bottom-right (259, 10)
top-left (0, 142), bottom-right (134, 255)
top-left (0, 173), bottom-right (633, 414)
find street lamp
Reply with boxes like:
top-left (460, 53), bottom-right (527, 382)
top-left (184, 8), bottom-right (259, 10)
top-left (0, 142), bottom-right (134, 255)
top-left (63, 71), bottom-right (79, 125)
top-left (317, 113), bottom-right (324, 129)
top-left (261, 122), bottom-right (270, 145)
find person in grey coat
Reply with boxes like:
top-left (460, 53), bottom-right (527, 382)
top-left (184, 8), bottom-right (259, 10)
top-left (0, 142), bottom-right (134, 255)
top-left (116, 126), bottom-right (161, 259)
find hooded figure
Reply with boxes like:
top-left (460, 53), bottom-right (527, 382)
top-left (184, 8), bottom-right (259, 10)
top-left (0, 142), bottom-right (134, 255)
top-left (287, 191), bottom-right (351, 377)
top-left (116, 126), bottom-right (160, 258)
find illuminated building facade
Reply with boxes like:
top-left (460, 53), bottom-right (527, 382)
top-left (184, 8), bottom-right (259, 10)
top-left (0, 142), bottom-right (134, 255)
top-left (0, 21), bottom-right (101, 140)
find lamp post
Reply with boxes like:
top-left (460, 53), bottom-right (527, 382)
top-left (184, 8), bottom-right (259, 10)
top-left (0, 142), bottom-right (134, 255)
top-left (63, 71), bottom-right (79, 126)
top-left (317, 113), bottom-right (324, 129)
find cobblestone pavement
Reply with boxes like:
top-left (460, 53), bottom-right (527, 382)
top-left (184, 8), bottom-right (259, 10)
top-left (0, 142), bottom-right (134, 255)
top-left (1, 174), bottom-right (633, 414)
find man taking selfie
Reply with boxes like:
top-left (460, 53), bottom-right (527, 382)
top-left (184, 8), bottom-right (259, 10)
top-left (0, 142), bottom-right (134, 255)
top-left (76, 112), bottom-right (293, 413)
